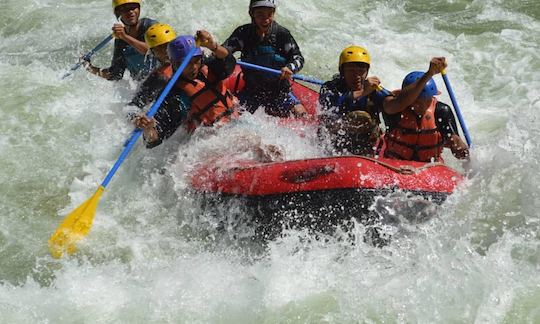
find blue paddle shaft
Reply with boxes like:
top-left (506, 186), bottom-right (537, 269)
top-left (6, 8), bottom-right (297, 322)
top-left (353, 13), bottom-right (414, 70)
top-left (100, 47), bottom-right (198, 188)
top-left (237, 61), bottom-right (392, 96)
top-left (62, 35), bottom-right (114, 79)
top-left (441, 73), bottom-right (472, 147)
top-left (237, 61), bottom-right (324, 85)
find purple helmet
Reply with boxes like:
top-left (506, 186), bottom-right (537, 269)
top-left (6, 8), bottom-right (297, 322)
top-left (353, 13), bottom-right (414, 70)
top-left (402, 71), bottom-right (440, 98)
top-left (167, 35), bottom-right (202, 65)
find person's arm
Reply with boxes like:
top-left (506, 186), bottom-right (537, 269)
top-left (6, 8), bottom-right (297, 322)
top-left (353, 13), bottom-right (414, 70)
top-left (129, 72), bottom-right (165, 109)
top-left (205, 53), bottom-right (237, 83)
top-left (196, 30), bottom-right (229, 59)
top-left (366, 88), bottom-right (392, 118)
top-left (201, 30), bottom-right (237, 83)
top-left (144, 92), bottom-right (191, 148)
top-left (435, 102), bottom-right (469, 159)
top-left (221, 25), bottom-right (247, 56)
top-left (85, 39), bottom-right (126, 80)
top-left (132, 114), bottom-right (159, 144)
top-left (383, 57), bottom-right (447, 115)
top-left (112, 23), bottom-right (149, 55)
top-left (448, 134), bottom-right (469, 160)
top-left (319, 78), bottom-right (380, 116)
top-left (278, 28), bottom-right (304, 79)
top-left (435, 102), bottom-right (459, 139)
top-left (84, 63), bottom-right (114, 80)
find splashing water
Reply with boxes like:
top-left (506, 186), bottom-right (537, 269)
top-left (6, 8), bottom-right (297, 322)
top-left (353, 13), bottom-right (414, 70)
top-left (1, 0), bottom-right (540, 322)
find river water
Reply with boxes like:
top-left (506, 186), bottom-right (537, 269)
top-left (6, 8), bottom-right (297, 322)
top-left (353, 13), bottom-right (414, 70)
top-left (1, 0), bottom-right (540, 322)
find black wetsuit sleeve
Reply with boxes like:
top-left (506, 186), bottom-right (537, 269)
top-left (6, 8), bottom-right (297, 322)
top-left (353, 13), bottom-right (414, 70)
top-left (222, 25), bottom-right (247, 54)
top-left (435, 101), bottom-right (460, 143)
top-left (204, 52), bottom-right (237, 82)
top-left (107, 39), bottom-right (127, 80)
top-left (367, 90), bottom-right (390, 116)
top-left (277, 28), bottom-right (304, 73)
top-left (319, 78), bottom-right (353, 113)
top-left (106, 18), bottom-right (156, 81)
top-left (129, 72), bottom-right (166, 108)
top-left (145, 90), bottom-right (190, 148)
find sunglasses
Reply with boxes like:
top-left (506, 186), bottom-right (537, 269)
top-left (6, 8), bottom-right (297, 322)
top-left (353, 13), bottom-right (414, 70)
top-left (117, 4), bottom-right (139, 15)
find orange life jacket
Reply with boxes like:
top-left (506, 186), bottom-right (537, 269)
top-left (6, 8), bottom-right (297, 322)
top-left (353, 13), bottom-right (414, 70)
top-left (176, 66), bottom-right (238, 132)
top-left (384, 98), bottom-right (443, 162)
top-left (154, 64), bottom-right (173, 80)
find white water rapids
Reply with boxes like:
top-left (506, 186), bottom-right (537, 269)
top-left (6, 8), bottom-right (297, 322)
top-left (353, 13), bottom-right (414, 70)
top-left (1, 0), bottom-right (540, 322)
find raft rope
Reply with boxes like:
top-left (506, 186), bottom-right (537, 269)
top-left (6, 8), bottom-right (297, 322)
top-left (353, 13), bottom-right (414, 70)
top-left (354, 155), bottom-right (445, 175)
top-left (224, 155), bottom-right (445, 176)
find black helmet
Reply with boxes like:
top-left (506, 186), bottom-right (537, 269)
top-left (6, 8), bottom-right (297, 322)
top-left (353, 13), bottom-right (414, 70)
top-left (249, 0), bottom-right (276, 10)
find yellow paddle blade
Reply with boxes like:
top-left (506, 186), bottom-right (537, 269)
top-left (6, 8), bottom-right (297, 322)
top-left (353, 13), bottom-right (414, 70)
top-left (48, 186), bottom-right (105, 259)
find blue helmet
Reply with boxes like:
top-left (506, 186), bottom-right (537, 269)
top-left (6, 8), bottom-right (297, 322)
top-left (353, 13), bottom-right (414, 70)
top-left (167, 35), bottom-right (202, 66)
top-left (402, 71), bottom-right (440, 98)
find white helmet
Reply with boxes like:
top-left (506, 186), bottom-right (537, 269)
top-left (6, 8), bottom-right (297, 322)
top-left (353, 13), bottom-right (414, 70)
top-left (249, 0), bottom-right (276, 9)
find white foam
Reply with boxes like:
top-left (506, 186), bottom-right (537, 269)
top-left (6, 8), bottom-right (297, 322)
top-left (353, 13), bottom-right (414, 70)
top-left (2, 0), bottom-right (540, 322)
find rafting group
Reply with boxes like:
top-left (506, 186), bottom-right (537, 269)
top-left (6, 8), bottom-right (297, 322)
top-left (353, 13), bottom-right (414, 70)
top-left (49, 0), bottom-right (475, 258)
top-left (80, 0), bottom-right (470, 163)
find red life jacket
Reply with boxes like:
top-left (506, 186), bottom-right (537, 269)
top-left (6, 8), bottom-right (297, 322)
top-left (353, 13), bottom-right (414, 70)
top-left (176, 66), bottom-right (238, 132)
top-left (384, 98), bottom-right (443, 162)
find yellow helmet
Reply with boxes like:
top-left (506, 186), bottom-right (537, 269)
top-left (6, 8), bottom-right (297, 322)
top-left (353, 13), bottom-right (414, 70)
top-left (112, 0), bottom-right (141, 13)
top-left (339, 46), bottom-right (371, 70)
top-left (144, 23), bottom-right (177, 48)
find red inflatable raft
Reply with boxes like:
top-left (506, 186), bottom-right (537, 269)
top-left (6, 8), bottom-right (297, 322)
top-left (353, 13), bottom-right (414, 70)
top-left (189, 66), bottom-right (464, 237)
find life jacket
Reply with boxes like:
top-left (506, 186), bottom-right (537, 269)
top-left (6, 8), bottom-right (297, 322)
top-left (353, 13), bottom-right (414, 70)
top-left (176, 66), bottom-right (238, 132)
top-left (321, 76), bottom-right (384, 123)
top-left (384, 98), bottom-right (443, 162)
top-left (336, 95), bottom-right (379, 122)
top-left (240, 22), bottom-right (287, 74)
top-left (242, 45), bottom-right (287, 73)
top-left (152, 63), bottom-right (172, 82)
top-left (122, 46), bottom-right (157, 80)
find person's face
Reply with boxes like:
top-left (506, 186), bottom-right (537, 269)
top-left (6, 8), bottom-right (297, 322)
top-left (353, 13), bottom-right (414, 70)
top-left (180, 56), bottom-right (203, 80)
top-left (250, 7), bottom-right (275, 33)
top-left (117, 4), bottom-right (140, 26)
top-left (342, 63), bottom-right (369, 91)
top-left (411, 96), bottom-right (433, 115)
top-left (151, 43), bottom-right (169, 63)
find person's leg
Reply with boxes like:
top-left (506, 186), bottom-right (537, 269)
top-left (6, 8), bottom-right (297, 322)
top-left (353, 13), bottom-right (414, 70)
top-left (261, 91), bottom-right (306, 118)
top-left (287, 92), bottom-right (308, 118)
top-left (237, 89), bottom-right (261, 114)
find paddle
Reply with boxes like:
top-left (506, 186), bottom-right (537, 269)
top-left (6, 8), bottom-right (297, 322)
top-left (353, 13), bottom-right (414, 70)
top-left (237, 61), bottom-right (325, 85)
top-left (238, 61), bottom-right (392, 95)
top-left (61, 34), bottom-right (114, 80)
top-left (48, 46), bottom-right (199, 259)
top-left (441, 70), bottom-right (472, 147)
